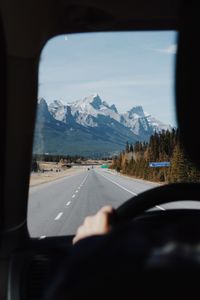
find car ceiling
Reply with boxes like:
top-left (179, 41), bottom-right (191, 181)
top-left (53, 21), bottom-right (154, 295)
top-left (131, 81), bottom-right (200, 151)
top-left (1, 0), bottom-right (179, 58)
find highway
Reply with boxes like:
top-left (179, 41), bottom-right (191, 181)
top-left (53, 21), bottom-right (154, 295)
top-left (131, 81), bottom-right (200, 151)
top-left (28, 167), bottom-right (200, 238)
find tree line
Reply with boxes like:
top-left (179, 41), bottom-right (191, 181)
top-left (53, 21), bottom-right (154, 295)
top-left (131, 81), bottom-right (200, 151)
top-left (110, 129), bottom-right (200, 183)
top-left (32, 154), bottom-right (86, 163)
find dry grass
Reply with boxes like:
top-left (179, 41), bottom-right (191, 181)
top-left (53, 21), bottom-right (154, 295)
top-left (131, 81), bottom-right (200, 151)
top-left (29, 164), bottom-right (87, 187)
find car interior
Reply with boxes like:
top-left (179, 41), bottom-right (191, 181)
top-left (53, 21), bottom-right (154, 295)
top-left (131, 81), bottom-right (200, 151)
top-left (1, 0), bottom-right (200, 298)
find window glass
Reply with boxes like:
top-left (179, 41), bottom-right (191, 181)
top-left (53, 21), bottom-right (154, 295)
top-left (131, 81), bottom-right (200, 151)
top-left (28, 31), bottom-right (182, 238)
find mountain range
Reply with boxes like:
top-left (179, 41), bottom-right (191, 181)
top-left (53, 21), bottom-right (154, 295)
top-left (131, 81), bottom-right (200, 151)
top-left (33, 94), bottom-right (171, 157)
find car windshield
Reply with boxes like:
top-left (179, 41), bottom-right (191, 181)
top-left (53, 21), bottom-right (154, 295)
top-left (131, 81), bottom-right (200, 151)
top-left (27, 31), bottom-right (199, 239)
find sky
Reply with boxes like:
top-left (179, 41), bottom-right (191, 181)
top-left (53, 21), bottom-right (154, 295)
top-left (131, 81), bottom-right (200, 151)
top-left (39, 31), bottom-right (177, 126)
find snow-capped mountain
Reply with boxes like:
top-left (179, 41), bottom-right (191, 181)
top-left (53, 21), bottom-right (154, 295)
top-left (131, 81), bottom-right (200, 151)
top-left (49, 94), bottom-right (120, 127)
top-left (120, 106), bottom-right (151, 136)
top-left (48, 100), bottom-right (67, 123)
top-left (49, 94), bottom-right (171, 135)
top-left (145, 114), bottom-right (172, 132)
top-left (34, 94), bottom-right (172, 156)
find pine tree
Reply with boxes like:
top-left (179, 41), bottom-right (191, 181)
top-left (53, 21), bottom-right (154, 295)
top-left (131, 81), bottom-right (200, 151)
top-left (125, 141), bottom-right (130, 153)
top-left (130, 144), bottom-right (133, 152)
top-left (170, 144), bottom-right (188, 182)
top-left (111, 129), bottom-right (200, 184)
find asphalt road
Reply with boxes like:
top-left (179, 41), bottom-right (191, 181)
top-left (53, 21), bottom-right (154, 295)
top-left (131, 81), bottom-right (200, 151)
top-left (28, 167), bottom-right (200, 238)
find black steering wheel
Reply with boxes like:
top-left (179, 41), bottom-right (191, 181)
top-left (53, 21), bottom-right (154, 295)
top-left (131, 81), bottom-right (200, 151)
top-left (116, 182), bottom-right (200, 224)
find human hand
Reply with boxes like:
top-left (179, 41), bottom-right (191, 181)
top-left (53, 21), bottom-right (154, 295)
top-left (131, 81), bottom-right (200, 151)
top-left (73, 206), bottom-right (114, 244)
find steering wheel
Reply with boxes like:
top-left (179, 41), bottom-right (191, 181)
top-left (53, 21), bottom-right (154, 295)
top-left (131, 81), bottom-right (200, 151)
top-left (116, 182), bottom-right (200, 224)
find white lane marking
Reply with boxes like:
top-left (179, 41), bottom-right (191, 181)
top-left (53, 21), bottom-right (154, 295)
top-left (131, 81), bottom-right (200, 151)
top-left (97, 172), bottom-right (138, 196)
top-left (70, 174), bottom-right (89, 200)
top-left (29, 170), bottom-right (86, 193)
top-left (97, 171), bottom-right (165, 211)
top-left (54, 212), bottom-right (63, 220)
top-left (73, 173), bottom-right (89, 193)
top-left (66, 201), bottom-right (71, 206)
top-left (39, 235), bottom-right (46, 239)
top-left (156, 205), bottom-right (166, 211)
top-left (80, 173), bottom-right (89, 186)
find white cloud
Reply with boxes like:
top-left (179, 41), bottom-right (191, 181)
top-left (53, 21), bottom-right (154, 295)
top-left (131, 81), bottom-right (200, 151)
top-left (63, 77), bottom-right (171, 90)
top-left (155, 44), bottom-right (177, 55)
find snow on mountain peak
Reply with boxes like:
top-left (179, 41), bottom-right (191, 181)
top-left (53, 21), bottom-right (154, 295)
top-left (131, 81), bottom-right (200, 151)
top-left (128, 106), bottom-right (145, 119)
top-left (110, 104), bottom-right (118, 113)
top-left (67, 94), bottom-right (120, 125)
top-left (146, 115), bottom-right (172, 132)
top-left (38, 97), bottom-right (47, 105)
top-left (91, 93), bottom-right (98, 98)
top-left (49, 100), bottom-right (63, 112)
top-left (51, 99), bottom-right (63, 107)
top-left (48, 99), bottom-right (67, 122)
top-left (90, 95), bottom-right (103, 109)
top-left (44, 94), bottom-right (171, 135)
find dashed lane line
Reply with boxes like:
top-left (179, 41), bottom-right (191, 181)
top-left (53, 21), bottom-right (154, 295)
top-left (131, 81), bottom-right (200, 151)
top-left (51, 173), bottom-right (90, 223)
top-left (80, 173), bottom-right (89, 186)
top-left (71, 173), bottom-right (89, 198)
top-left (54, 212), bottom-right (63, 220)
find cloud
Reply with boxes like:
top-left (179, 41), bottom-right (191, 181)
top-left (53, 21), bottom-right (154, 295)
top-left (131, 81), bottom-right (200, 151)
top-left (63, 77), bottom-right (171, 90)
top-left (40, 77), bottom-right (171, 92)
top-left (155, 44), bottom-right (177, 55)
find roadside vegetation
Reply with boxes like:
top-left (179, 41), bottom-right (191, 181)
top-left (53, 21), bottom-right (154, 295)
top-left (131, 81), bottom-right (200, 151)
top-left (31, 154), bottom-right (87, 172)
top-left (110, 129), bottom-right (200, 183)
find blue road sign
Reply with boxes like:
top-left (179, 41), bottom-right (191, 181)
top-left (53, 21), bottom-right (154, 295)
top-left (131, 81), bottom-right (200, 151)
top-left (149, 162), bottom-right (170, 167)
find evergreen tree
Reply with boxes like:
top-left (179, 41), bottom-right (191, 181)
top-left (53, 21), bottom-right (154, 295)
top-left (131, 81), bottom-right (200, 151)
top-left (170, 144), bottom-right (188, 182)
top-left (130, 144), bottom-right (133, 152)
top-left (125, 141), bottom-right (130, 153)
top-left (110, 129), bottom-right (200, 183)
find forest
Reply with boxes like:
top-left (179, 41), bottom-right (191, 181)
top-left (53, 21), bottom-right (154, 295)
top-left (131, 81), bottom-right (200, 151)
top-left (110, 129), bottom-right (200, 183)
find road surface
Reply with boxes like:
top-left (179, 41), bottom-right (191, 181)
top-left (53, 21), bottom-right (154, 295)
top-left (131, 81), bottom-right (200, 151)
top-left (28, 167), bottom-right (200, 238)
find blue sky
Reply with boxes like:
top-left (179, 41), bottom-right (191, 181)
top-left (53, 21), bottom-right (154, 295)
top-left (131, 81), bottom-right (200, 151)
top-left (39, 31), bottom-right (177, 126)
